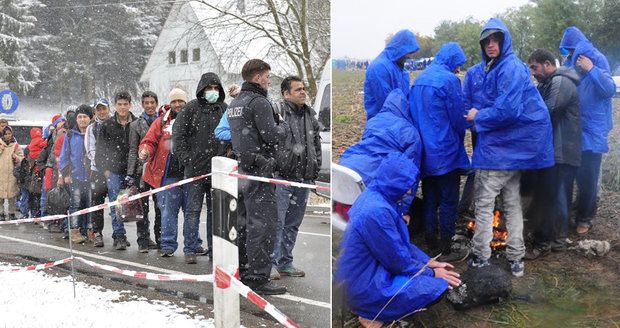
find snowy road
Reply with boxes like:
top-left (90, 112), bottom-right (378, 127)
top-left (0, 207), bottom-right (330, 328)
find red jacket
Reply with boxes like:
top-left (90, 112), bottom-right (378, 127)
top-left (139, 109), bottom-right (176, 189)
top-left (44, 134), bottom-right (65, 192)
top-left (28, 128), bottom-right (47, 160)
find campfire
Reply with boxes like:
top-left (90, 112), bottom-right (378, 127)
top-left (466, 210), bottom-right (508, 249)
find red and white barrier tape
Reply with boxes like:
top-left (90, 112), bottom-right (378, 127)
top-left (0, 173), bottom-right (213, 226)
top-left (213, 170), bottom-right (330, 191)
top-left (74, 257), bottom-right (213, 282)
top-left (214, 265), bottom-right (299, 328)
top-left (0, 257), bottom-right (73, 273)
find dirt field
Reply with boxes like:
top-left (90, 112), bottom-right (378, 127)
top-left (332, 69), bottom-right (620, 328)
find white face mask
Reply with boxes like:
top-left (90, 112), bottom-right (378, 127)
top-left (204, 90), bottom-right (219, 103)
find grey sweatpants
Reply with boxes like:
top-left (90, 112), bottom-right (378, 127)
top-left (472, 170), bottom-right (525, 262)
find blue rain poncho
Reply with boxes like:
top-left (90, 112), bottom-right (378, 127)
top-left (472, 18), bottom-right (554, 170)
top-left (409, 42), bottom-right (470, 177)
top-left (560, 26), bottom-right (616, 153)
top-left (340, 89), bottom-right (422, 213)
top-left (336, 152), bottom-right (448, 322)
top-left (364, 30), bottom-right (419, 120)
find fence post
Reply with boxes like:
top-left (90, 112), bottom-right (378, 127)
top-left (211, 156), bottom-right (240, 328)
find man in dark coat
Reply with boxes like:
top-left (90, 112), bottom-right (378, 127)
top-left (172, 72), bottom-right (227, 261)
top-left (228, 59), bottom-right (288, 295)
top-left (526, 49), bottom-right (581, 259)
top-left (271, 76), bottom-right (321, 279)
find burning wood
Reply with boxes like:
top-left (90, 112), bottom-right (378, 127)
top-left (466, 210), bottom-right (508, 249)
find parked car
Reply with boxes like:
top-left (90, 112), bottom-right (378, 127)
top-left (314, 61), bottom-right (331, 182)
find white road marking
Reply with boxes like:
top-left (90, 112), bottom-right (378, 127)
top-left (272, 294), bottom-right (331, 309)
top-left (297, 231), bottom-right (330, 238)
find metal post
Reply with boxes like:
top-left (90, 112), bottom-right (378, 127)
top-left (67, 210), bottom-right (76, 298)
top-left (211, 157), bottom-right (240, 328)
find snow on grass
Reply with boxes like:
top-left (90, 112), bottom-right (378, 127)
top-left (0, 263), bottom-right (214, 327)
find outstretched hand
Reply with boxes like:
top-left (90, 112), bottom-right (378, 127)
top-left (433, 267), bottom-right (461, 288)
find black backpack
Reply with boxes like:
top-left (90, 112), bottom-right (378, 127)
top-left (13, 158), bottom-right (29, 186)
top-left (46, 186), bottom-right (70, 215)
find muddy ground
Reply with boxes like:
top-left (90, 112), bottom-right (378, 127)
top-left (332, 69), bottom-right (620, 328)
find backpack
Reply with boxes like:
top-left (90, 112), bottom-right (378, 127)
top-left (13, 157), bottom-right (29, 186)
top-left (28, 165), bottom-right (43, 194)
top-left (45, 185), bottom-right (70, 215)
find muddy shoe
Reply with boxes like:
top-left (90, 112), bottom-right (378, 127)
top-left (524, 245), bottom-right (550, 260)
top-left (438, 248), bottom-right (470, 263)
top-left (550, 239), bottom-right (567, 252)
top-left (70, 229), bottom-right (86, 244)
top-left (147, 238), bottom-right (159, 250)
top-left (576, 223), bottom-right (590, 235)
top-left (93, 233), bottom-right (104, 247)
top-left (278, 266), bottom-right (305, 277)
top-left (113, 235), bottom-right (130, 250)
top-left (184, 254), bottom-right (197, 264)
top-left (270, 267), bottom-right (281, 280)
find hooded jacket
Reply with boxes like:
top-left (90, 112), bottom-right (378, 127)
top-left (27, 128), bottom-right (47, 160)
top-left (0, 130), bottom-right (23, 199)
top-left (472, 18), bottom-right (554, 170)
top-left (364, 29), bottom-right (419, 120)
top-left (228, 81), bottom-right (288, 177)
top-left (463, 63), bottom-right (485, 111)
top-left (537, 67), bottom-right (582, 167)
top-left (140, 108), bottom-right (183, 188)
top-left (85, 113), bottom-right (112, 172)
top-left (96, 111), bottom-right (136, 175)
top-left (340, 89), bottom-right (421, 213)
top-left (560, 26), bottom-right (616, 153)
top-left (410, 42), bottom-right (470, 177)
top-left (335, 152), bottom-right (448, 322)
top-left (59, 128), bottom-right (90, 182)
top-left (172, 72), bottom-right (227, 178)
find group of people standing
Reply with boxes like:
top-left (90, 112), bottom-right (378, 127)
top-left (337, 18), bottom-right (615, 327)
top-left (0, 58), bottom-right (322, 296)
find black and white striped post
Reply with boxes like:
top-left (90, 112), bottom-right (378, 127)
top-left (211, 156), bottom-right (240, 328)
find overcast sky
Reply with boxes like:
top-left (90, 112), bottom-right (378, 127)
top-left (332, 0), bottom-right (530, 59)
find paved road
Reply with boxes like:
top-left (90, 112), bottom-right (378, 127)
top-left (0, 206), bottom-right (330, 328)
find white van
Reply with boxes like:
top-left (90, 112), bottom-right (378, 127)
top-left (0, 115), bottom-right (48, 148)
top-left (314, 61), bottom-right (331, 183)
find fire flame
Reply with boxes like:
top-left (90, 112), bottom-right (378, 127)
top-left (467, 210), bottom-right (508, 249)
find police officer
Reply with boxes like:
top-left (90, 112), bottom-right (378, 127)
top-left (228, 59), bottom-right (288, 295)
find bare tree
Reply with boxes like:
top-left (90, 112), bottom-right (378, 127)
top-left (195, 0), bottom-right (330, 100)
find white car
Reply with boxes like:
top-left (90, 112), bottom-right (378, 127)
top-left (313, 61), bottom-right (331, 182)
top-left (331, 163), bottom-right (364, 231)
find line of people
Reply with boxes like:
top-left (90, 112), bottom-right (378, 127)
top-left (1, 60), bottom-right (322, 296)
top-left (337, 18), bottom-right (615, 327)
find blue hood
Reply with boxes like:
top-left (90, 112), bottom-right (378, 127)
top-left (377, 89), bottom-right (412, 123)
top-left (434, 42), bottom-right (467, 72)
top-left (367, 152), bottom-right (417, 203)
top-left (479, 18), bottom-right (513, 65)
top-left (383, 29), bottom-right (420, 62)
top-left (559, 26), bottom-right (587, 50)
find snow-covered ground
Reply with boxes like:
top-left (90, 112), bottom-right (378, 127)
top-left (0, 264), bottom-right (215, 328)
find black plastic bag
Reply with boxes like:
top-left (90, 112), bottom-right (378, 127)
top-left (46, 186), bottom-right (70, 215)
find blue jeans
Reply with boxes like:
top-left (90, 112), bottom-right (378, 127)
top-left (106, 172), bottom-right (126, 237)
top-left (184, 180), bottom-right (212, 253)
top-left (575, 151), bottom-right (602, 226)
top-left (158, 177), bottom-right (202, 255)
top-left (18, 187), bottom-right (30, 217)
top-left (422, 170), bottom-right (460, 240)
top-left (69, 180), bottom-right (91, 232)
top-left (273, 182), bottom-right (310, 270)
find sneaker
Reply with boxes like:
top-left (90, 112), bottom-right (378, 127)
top-left (270, 267), bottom-right (281, 280)
top-left (278, 266), bottom-right (305, 277)
top-left (185, 254), bottom-right (197, 264)
top-left (93, 233), bottom-right (104, 247)
top-left (468, 255), bottom-right (490, 269)
top-left (510, 260), bottom-right (524, 277)
top-left (148, 238), bottom-right (159, 250)
top-left (138, 244), bottom-right (149, 253)
top-left (524, 245), bottom-right (550, 260)
top-left (113, 235), bottom-right (130, 251)
top-left (550, 239), bottom-right (567, 252)
top-left (576, 223), bottom-right (590, 235)
top-left (195, 246), bottom-right (209, 256)
top-left (254, 281), bottom-right (287, 295)
top-left (159, 249), bottom-right (174, 257)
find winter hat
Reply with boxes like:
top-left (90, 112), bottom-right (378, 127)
top-left (51, 114), bottom-right (66, 129)
top-left (169, 88), bottom-right (188, 103)
top-left (75, 104), bottom-right (94, 119)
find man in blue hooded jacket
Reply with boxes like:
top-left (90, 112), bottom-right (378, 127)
top-left (559, 26), bottom-right (616, 235)
top-left (410, 42), bottom-right (470, 261)
top-left (364, 29), bottom-right (419, 121)
top-left (340, 89), bottom-right (422, 216)
top-left (336, 152), bottom-right (461, 328)
top-left (465, 18), bottom-right (554, 277)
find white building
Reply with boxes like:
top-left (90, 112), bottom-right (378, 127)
top-left (139, 1), bottom-right (285, 103)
